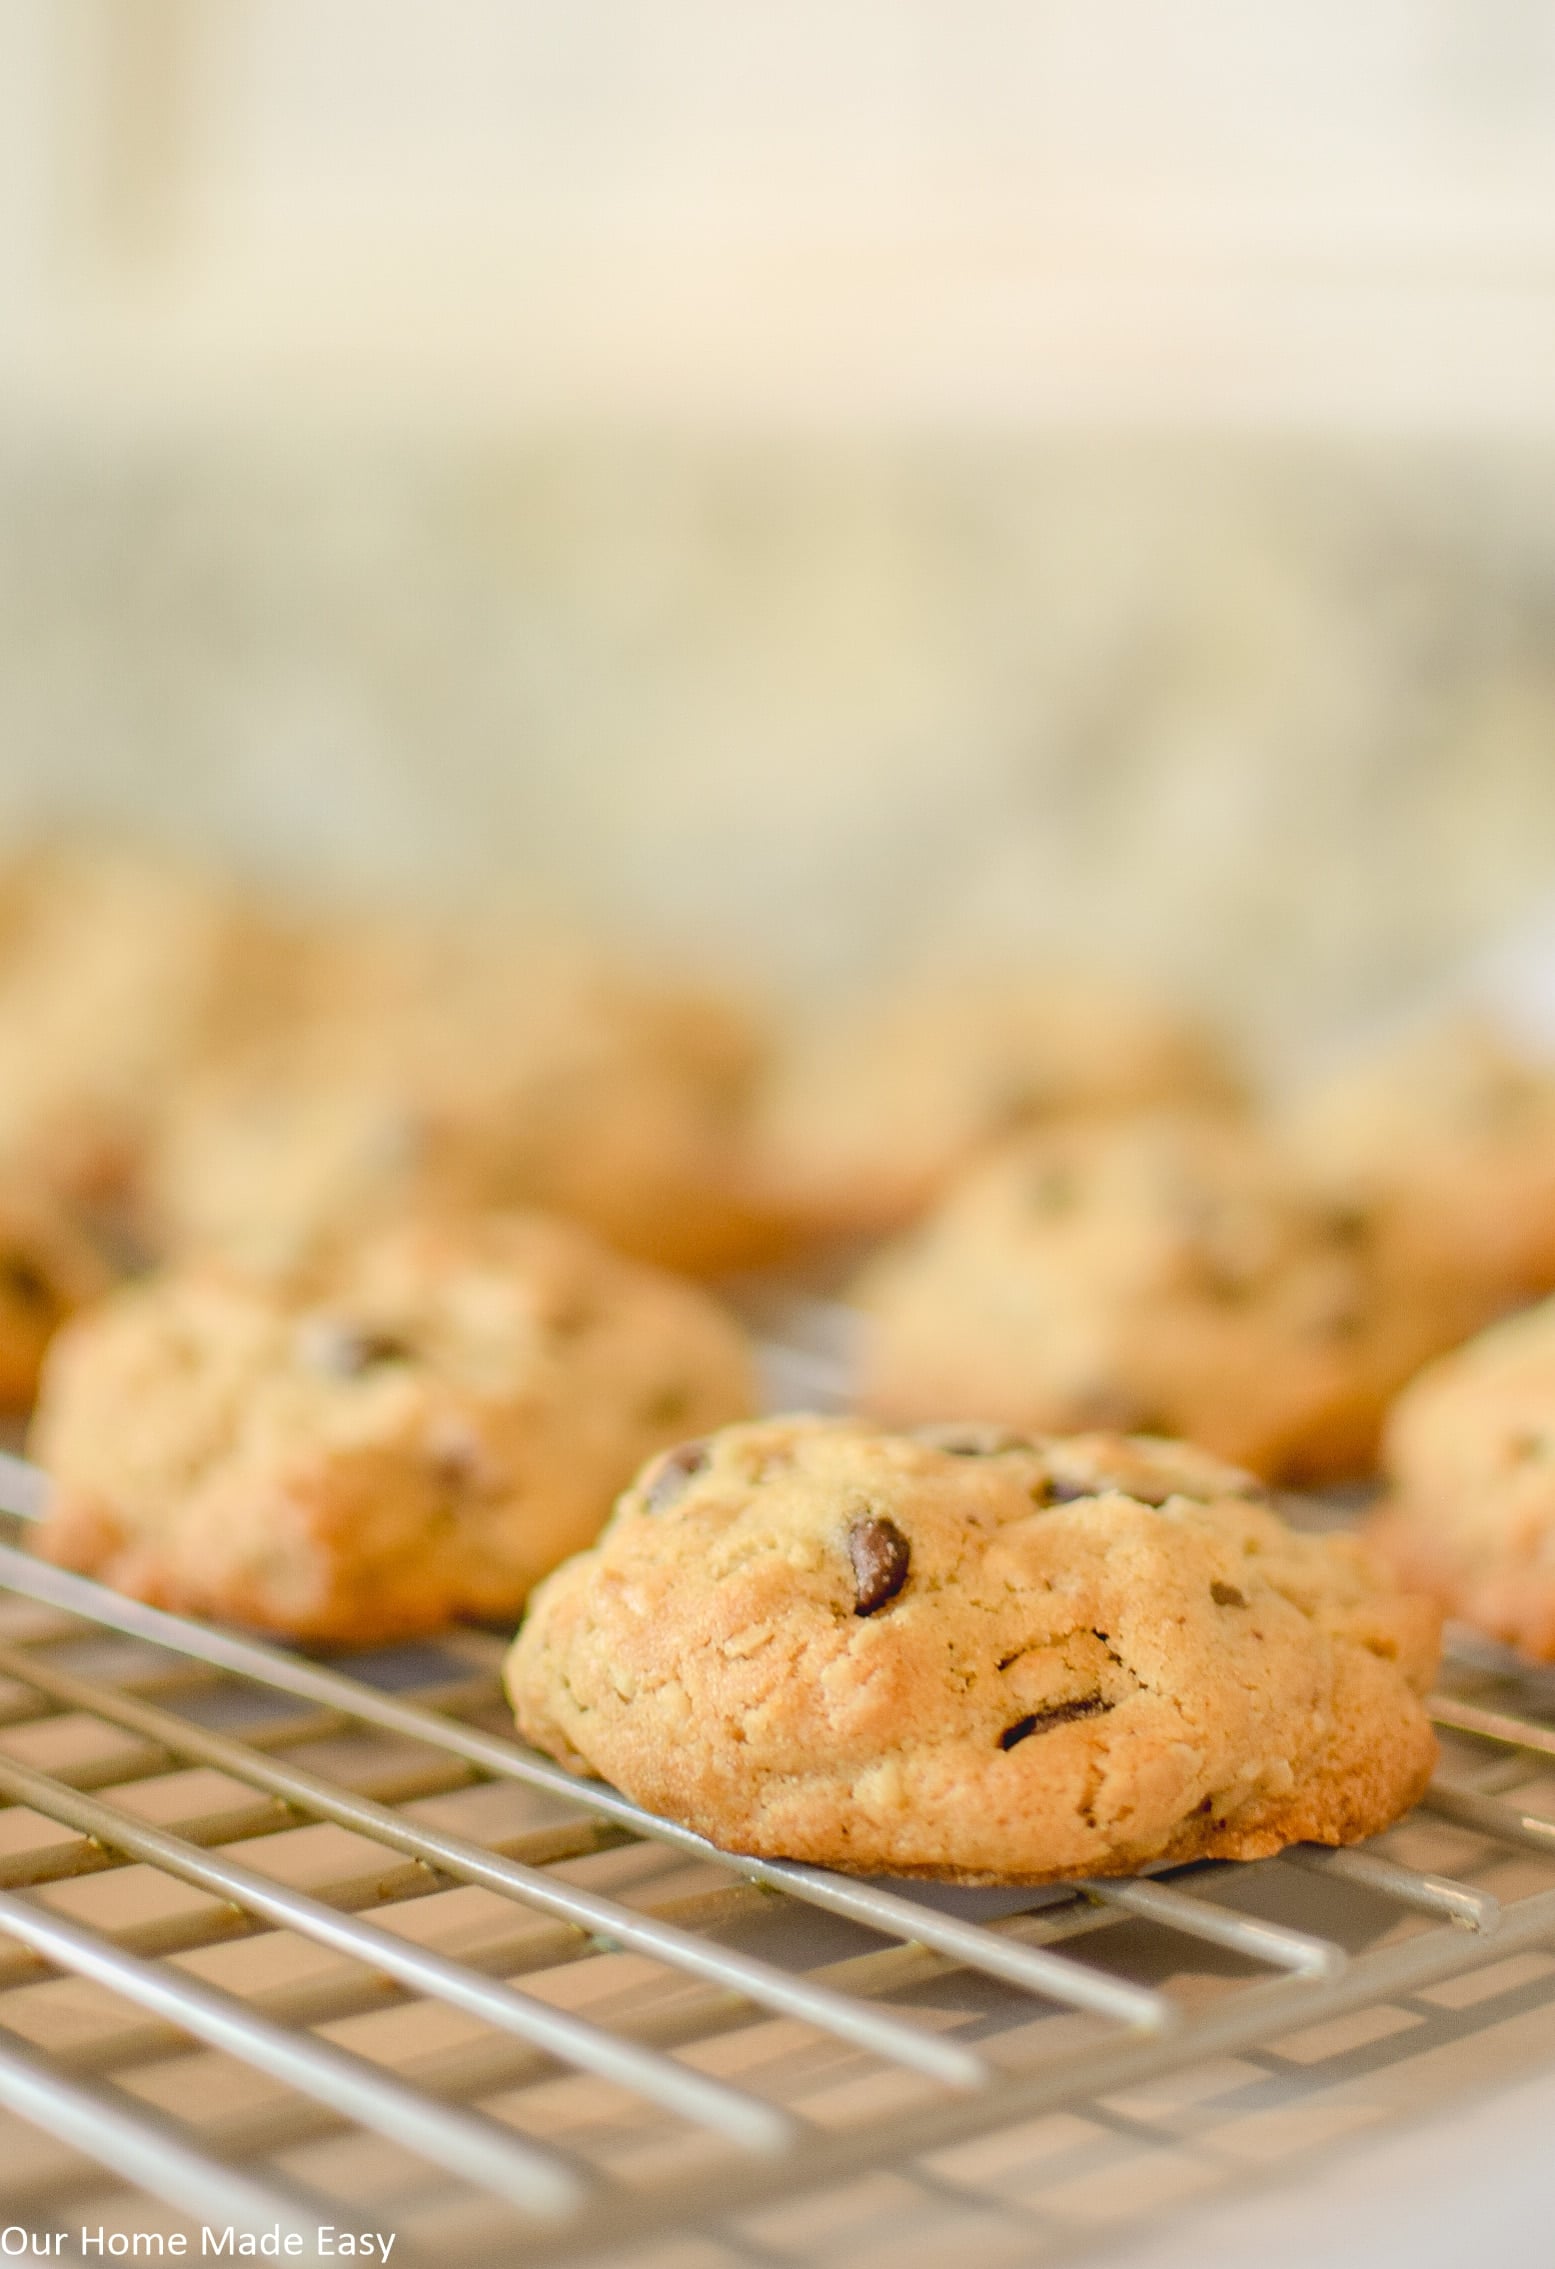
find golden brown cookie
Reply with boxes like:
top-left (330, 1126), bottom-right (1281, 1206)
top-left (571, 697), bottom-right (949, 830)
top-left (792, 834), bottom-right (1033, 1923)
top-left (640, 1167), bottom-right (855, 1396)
top-left (0, 843), bottom-right (290, 1208)
top-left (1373, 1299), bottom-right (1555, 1661)
top-left (506, 1416), bottom-right (1439, 1884)
top-left (852, 1112), bottom-right (1483, 1483)
top-left (1287, 1016), bottom-right (1555, 1315)
top-left (144, 922), bottom-right (790, 1278)
top-left (754, 971), bottom-right (1240, 1239)
top-left (29, 1211), bottom-right (757, 1642)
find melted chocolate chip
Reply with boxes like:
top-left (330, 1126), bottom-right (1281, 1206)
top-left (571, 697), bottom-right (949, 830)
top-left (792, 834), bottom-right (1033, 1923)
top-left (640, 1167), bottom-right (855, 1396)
top-left (999, 1696), bottom-right (1113, 1748)
top-left (642, 1441), bottom-right (709, 1512)
top-left (847, 1514), bottom-right (911, 1616)
top-left (297, 1318), bottom-right (413, 1377)
top-left (1210, 1580), bottom-right (1248, 1607)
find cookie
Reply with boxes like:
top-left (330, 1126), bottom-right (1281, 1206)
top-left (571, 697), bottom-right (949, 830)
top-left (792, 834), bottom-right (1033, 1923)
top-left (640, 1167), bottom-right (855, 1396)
top-left (29, 1210), bottom-right (757, 1642)
top-left (506, 1416), bottom-right (1439, 1884)
top-left (853, 1112), bottom-right (1483, 1483)
top-left (0, 843), bottom-right (290, 1209)
top-left (1287, 1016), bottom-right (1555, 1315)
top-left (1373, 1298), bottom-right (1555, 1661)
top-left (754, 971), bottom-right (1241, 1239)
top-left (0, 1187), bottom-right (115, 1411)
top-left (145, 923), bottom-right (790, 1278)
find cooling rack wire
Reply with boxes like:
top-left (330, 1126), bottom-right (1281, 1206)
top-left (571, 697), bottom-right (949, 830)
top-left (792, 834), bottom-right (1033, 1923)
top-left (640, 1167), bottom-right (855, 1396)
top-left (2, 1387), bottom-right (1555, 2269)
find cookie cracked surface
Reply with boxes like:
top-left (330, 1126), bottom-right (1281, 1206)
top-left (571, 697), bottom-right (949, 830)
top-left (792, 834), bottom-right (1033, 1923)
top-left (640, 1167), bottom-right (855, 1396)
top-left (29, 1211), bottom-right (756, 1643)
top-left (506, 1416), bottom-right (1439, 1884)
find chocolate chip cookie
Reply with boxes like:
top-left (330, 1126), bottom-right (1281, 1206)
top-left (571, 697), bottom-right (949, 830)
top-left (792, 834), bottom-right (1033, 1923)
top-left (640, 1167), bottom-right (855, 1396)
top-left (754, 971), bottom-right (1240, 1239)
top-left (0, 843), bottom-right (290, 1209)
top-left (1287, 1016), bottom-right (1555, 1315)
top-left (506, 1417), bottom-right (1439, 1883)
top-left (146, 923), bottom-right (789, 1278)
top-left (30, 1210), bottom-right (757, 1642)
top-left (852, 1112), bottom-right (1483, 1483)
top-left (1373, 1298), bottom-right (1555, 1661)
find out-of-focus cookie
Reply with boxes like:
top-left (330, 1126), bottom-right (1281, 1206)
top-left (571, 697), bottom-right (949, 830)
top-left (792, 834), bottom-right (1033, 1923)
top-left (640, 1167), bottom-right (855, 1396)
top-left (29, 1210), bottom-right (757, 1642)
top-left (506, 1416), bottom-right (1439, 1884)
top-left (753, 971), bottom-right (1241, 1239)
top-left (144, 926), bottom-right (791, 1278)
top-left (1287, 1016), bottom-right (1555, 1314)
top-left (1372, 1299), bottom-right (1555, 1661)
top-left (0, 843), bottom-right (290, 1208)
top-left (0, 1188), bottom-right (115, 1411)
top-left (853, 1112), bottom-right (1483, 1482)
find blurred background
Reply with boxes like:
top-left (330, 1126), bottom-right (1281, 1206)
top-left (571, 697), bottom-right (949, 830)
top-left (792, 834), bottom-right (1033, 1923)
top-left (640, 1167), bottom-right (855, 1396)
top-left (4, 0), bottom-right (1555, 1064)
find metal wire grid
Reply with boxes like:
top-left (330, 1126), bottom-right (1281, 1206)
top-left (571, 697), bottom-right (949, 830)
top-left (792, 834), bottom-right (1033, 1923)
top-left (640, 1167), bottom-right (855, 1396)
top-left (0, 1462), bottom-right (1553, 2267)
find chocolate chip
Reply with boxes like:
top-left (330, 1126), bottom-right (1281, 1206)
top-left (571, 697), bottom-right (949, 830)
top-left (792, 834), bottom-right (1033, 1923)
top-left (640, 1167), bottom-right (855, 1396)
top-left (918, 1422), bottom-right (1035, 1457)
top-left (296, 1318), bottom-right (412, 1377)
top-left (642, 1441), bottom-right (708, 1512)
top-left (1210, 1580), bottom-right (1248, 1607)
top-left (642, 1383), bottom-right (692, 1427)
top-left (0, 1256), bottom-right (53, 1311)
top-left (999, 1696), bottom-right (1113, 1748)
top-left (847, 1514), bottom-right (911, 1616)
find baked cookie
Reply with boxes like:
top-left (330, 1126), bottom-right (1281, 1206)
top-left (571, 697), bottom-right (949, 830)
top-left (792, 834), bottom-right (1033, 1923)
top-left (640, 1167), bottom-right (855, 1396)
top-left (1287, 1016), bottom-right (1555, 1314)
top-left (29, 1211), bottom-right (757, 1642)
top-left (506, 1417), bottom-right (1439, 1883)
top-left (0, 843), bottom-right (290, 1209)
top-left (852, 1112), bottom-right (1483, 1483)
top-left (145, 923), bottom-right (790, 1278)
top-left (754, 971), bottom-right (1240, 1239)
top-left (0, 1187), bottom-right (115, 1411)
top-left (1373, 1298), bottom-right (1555, 1660)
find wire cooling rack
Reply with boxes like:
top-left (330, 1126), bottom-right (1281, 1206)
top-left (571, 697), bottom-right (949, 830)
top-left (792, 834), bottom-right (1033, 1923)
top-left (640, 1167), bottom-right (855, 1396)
top-left (4, 1434), bottom-right (1555, 2269)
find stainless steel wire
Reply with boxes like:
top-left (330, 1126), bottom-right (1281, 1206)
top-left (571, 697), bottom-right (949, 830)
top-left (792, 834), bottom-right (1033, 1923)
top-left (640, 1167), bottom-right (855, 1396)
top-left (0, 1636), bottom-right (988, 2094)
top-left (3, 1446), bottom-right (1555, 2263)
top-left (0, 1747), bottom-right (796, 2158)
top-left (0, 1535), bottom-right (1177, 2031)
top-left (0, 1887), bottom-right (586, 2219)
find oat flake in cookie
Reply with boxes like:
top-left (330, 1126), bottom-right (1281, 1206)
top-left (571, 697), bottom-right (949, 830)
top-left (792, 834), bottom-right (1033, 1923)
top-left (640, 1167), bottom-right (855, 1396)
top-left (505, 1416), bottom-right (1440, 1885)
top-left (28, 1211), bottom-right (756, 1644)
